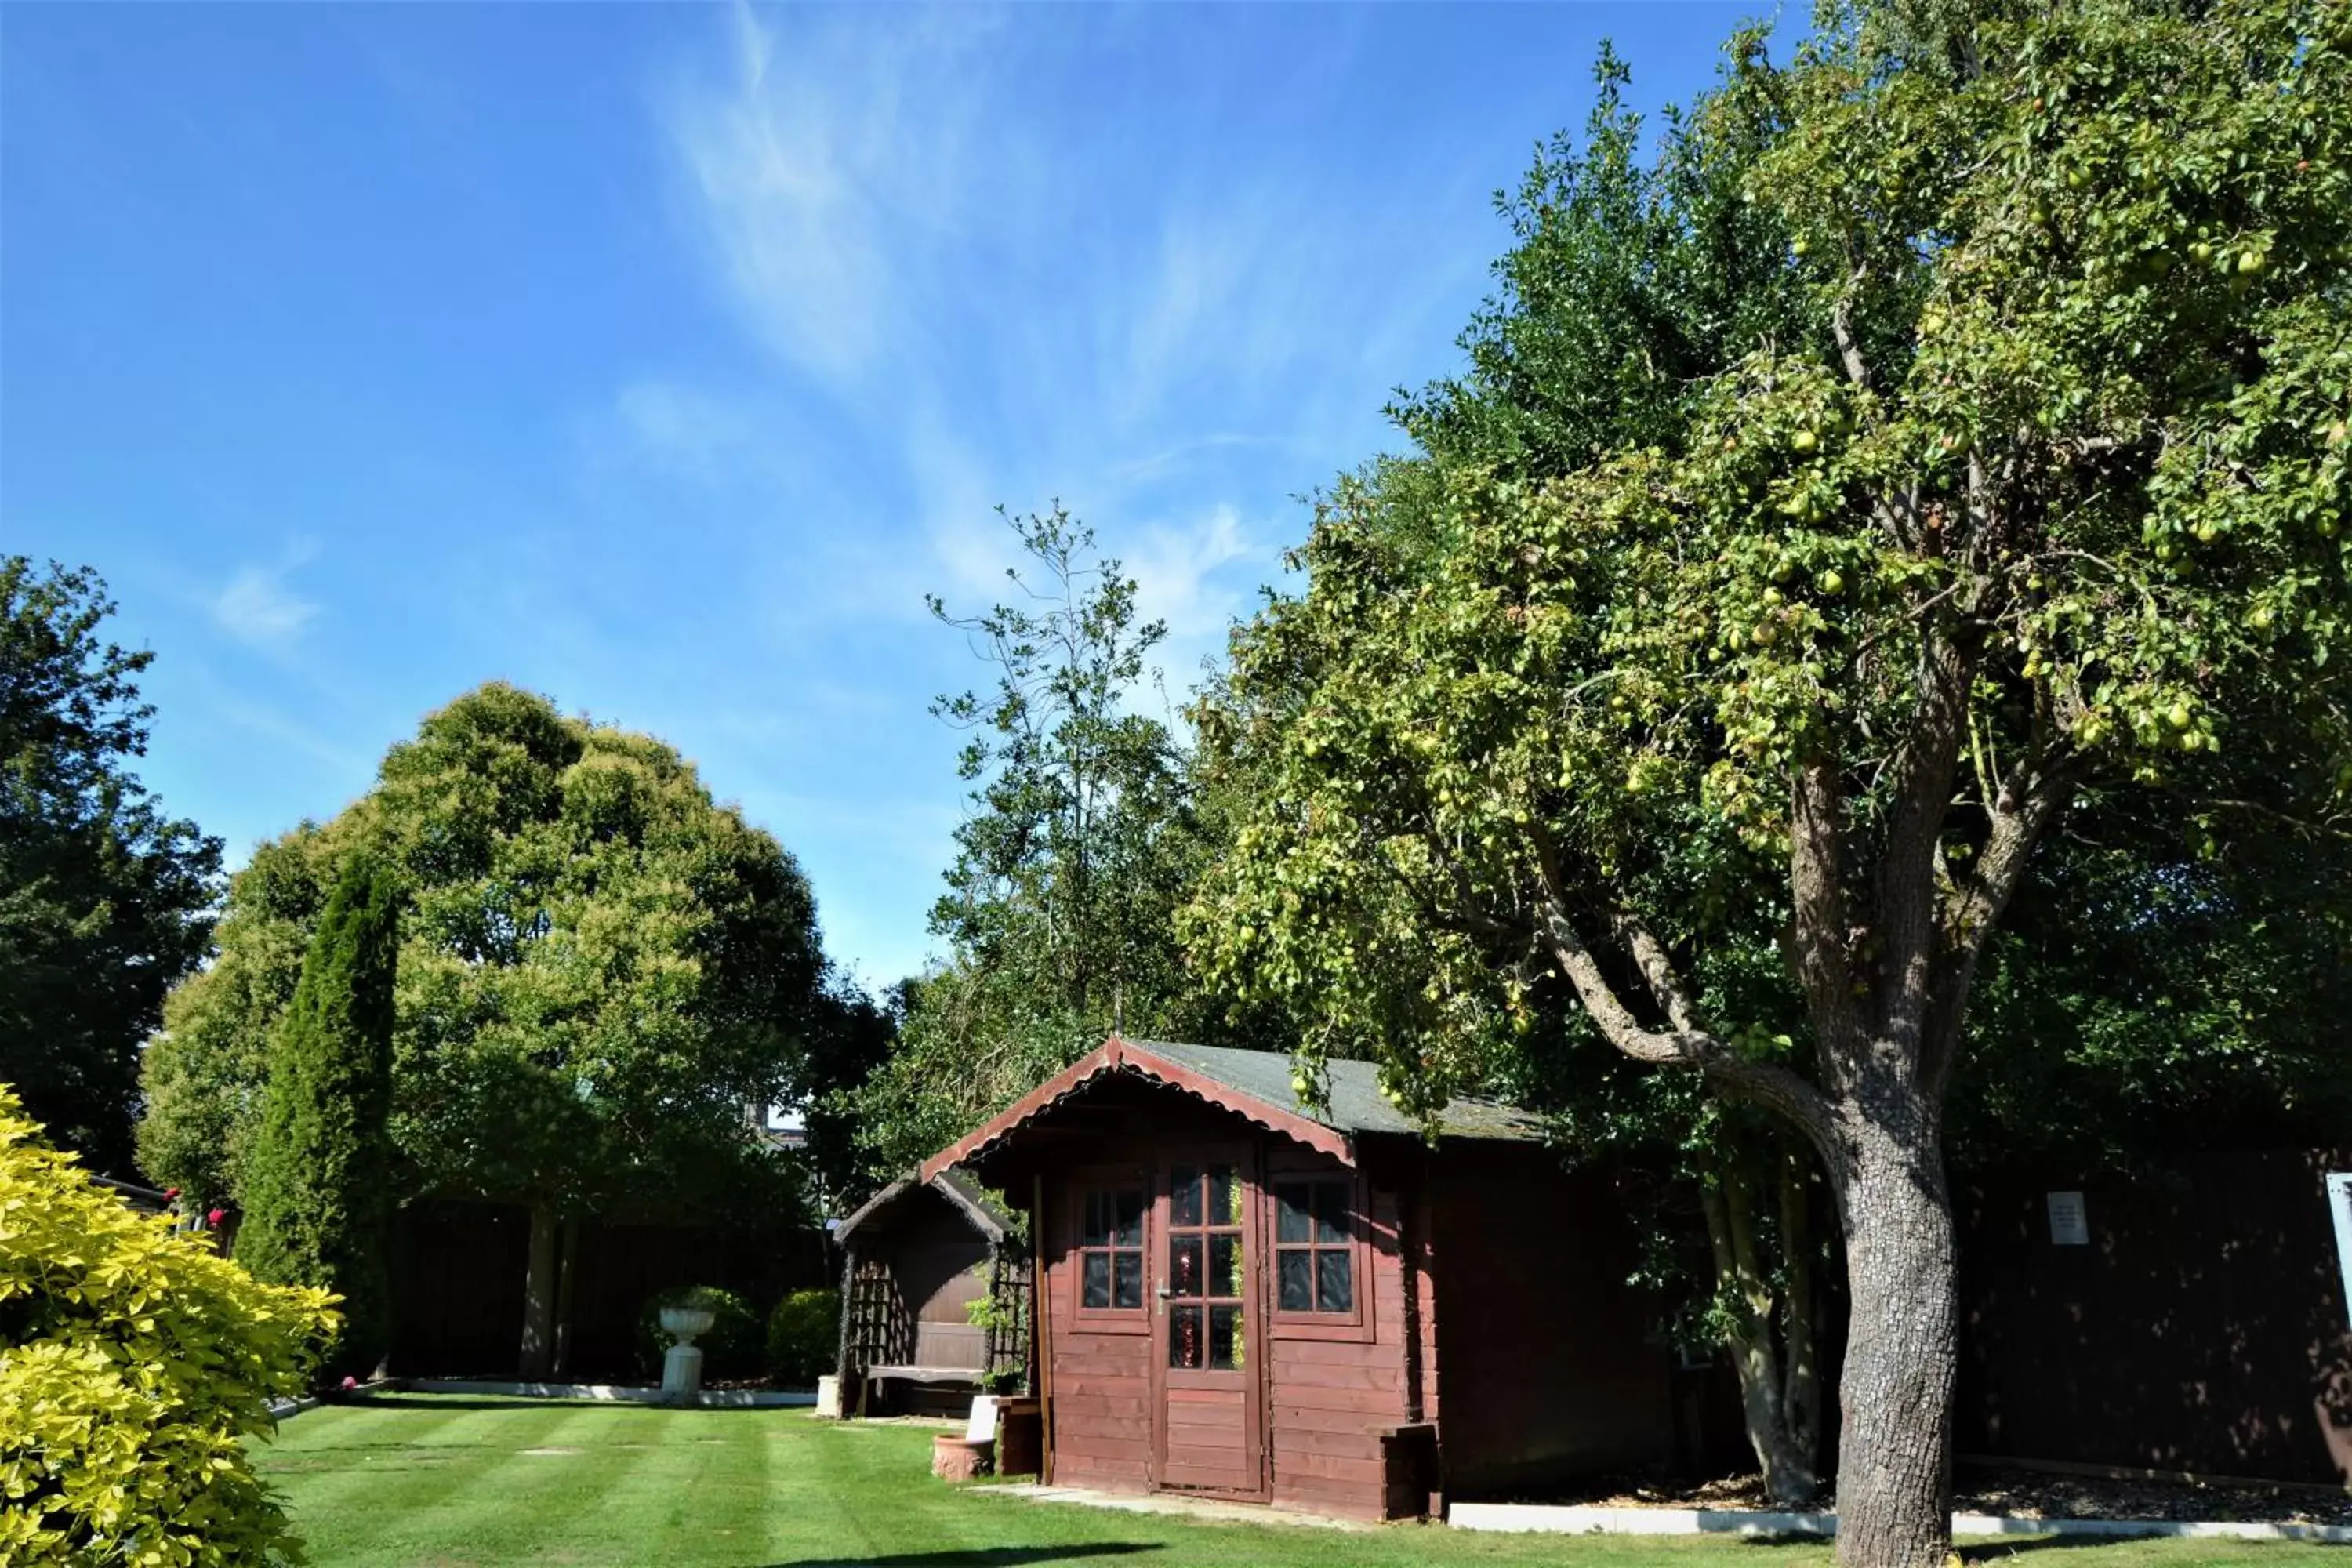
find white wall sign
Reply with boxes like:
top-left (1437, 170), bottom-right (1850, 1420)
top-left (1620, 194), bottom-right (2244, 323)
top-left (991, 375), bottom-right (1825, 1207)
top-left (2046, 1190), bottom-right (2090, 1247)
top-left (2328, 1173), bottom-right (2352, 1333)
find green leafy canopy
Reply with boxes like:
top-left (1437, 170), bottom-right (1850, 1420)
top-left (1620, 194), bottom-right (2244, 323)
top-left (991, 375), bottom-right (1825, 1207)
top-left (139, 682), bottom-right (829, 1225)
top-left (1190, 0), bottom-right (2350, 1121)
top-left (1185, 5), bottom-right (2348, 1552)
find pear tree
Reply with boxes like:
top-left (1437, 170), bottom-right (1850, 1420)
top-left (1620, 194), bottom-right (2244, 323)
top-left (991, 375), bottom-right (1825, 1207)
top-left (1187, 3), bottom-right (2350, 1563)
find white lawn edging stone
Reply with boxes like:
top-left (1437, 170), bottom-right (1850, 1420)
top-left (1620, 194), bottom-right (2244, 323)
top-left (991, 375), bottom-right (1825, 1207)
top-left (1450, 1505), bottom-right (1837, 1537)
top-left (1446, 1501), bottom-right (2352, 1545)
top-left (401, 1379), bottom-right (815, 1407)
top-left (267, 1376), bottom-right (401, 1422)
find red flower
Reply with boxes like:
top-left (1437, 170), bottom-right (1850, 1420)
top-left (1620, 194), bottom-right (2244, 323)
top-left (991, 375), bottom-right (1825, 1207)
top-left (164, 1189), bottom-right (181, 1201)
top-left (207, 1208), bottom-right (226, 1227)
top-left (340, 1375), bottom-right (358, 1392)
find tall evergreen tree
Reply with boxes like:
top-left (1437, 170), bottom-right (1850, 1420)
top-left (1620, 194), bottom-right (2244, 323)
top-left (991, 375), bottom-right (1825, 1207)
top-left (235, 855), bottom-right (401, 1378)
top-left (0, 558), bottom-right (220, 1176)
top-left (847, 506), bottom-right (1283, 1183)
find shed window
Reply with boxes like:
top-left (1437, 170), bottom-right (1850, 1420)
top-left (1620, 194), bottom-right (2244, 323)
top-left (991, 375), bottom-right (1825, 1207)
top-left (1077, 1187), bottom-right (1145, 1311)
top-left (1273, 1181), bottom-right (1354, 1314)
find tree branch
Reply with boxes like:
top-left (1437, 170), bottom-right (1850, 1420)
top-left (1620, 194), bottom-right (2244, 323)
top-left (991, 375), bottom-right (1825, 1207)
top-left (1872, 606), bottom-right (1980, 1057)
top-left (1527, 829), bottom-right (1841, 1152)
top-left (1921, 756), bottom-right (2076, 1098)
top-left (1789, 753), bottom-right (1866, 1095)
top-left (1832, 269), bottom-right (1871, 390)
top-left (1612, 909), bottom-right (1701, 1033)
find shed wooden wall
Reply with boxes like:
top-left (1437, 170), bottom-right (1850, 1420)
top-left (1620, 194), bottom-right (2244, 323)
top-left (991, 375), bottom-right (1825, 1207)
top-left (1026, 1090), bottom-right (1428, 1519)
top-left (1428, 1142), bottom-right (1678, 1495)
top-left (1263, 1166), bottom-right (1428, 1519)
top-left (1007, 1082), bottom-right (1685, 1518)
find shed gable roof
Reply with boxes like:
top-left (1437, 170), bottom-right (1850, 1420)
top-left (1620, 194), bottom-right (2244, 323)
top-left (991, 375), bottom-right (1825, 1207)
top-left (920, 1035), bottom-right (1541, 1182)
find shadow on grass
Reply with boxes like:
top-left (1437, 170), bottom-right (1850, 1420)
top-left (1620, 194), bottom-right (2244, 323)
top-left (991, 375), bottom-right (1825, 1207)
top-left (1954, 1537), bottom-right (2165, 1559)
top-left (767, 1549), bottom-right (1159, 1566)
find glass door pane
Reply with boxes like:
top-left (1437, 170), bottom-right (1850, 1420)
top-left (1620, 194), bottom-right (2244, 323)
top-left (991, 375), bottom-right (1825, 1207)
top-left (1167, 1162), bottom-right (1244, 1371)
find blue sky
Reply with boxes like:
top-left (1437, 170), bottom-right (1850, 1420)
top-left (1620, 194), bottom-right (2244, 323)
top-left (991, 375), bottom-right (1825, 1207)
top-left (5, 2), bottom-right (1761, 988)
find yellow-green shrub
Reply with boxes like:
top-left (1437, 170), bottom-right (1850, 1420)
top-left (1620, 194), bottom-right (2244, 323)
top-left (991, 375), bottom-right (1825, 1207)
top-left (0, 1086), bottom-right (338, 1565)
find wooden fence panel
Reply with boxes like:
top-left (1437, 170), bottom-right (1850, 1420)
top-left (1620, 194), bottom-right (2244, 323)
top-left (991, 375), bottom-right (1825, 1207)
top-left (1957, 1148), bottom-right (2352, 1486)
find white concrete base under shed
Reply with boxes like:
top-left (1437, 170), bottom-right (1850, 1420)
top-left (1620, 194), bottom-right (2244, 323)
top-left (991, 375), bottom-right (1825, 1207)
top-left (1445, 1501), bottom-right (2352, 1545)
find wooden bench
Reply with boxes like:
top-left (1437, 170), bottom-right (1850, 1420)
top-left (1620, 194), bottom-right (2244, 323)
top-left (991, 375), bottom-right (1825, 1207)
top-left (865, 1363), bottom-right (987, 1385)
top-left (856, 1363), bottom-right (990, 1418)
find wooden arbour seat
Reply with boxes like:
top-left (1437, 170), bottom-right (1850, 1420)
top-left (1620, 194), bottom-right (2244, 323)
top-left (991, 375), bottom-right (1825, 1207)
top-left (833, 1171), bottom-right (1026, 1417)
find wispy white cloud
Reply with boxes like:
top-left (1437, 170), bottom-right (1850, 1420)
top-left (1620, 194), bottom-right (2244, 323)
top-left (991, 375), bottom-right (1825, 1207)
top-left (211, 561), bottom-right (319, 646)
top-left (1127, 503), bottom-right (1265, 645)
top-left (617, 3), bottom-right (1523, 977)
top-left (611, 380), bottom-right (762, 481)
top-left (663, 1), bottom-right (1002, 387)
top-left (650, 2), bottom-right (1453, 495)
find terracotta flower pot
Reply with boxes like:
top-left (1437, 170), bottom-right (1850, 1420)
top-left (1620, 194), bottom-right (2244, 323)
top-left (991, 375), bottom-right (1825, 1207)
top-left (931, 1433), bottom-right (994, 1483)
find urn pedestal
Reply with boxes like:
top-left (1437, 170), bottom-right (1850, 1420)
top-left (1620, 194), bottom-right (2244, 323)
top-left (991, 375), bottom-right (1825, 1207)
top-left (657, 1305), bottom-right (716, 1403)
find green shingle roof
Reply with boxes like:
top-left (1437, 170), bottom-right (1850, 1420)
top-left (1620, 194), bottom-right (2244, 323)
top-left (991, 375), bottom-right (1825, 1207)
top-left (1121, 1039), bottom-right (1544, 1144)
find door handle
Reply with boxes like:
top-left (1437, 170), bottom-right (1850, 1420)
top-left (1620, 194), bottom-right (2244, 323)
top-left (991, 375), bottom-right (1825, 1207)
top-left (1155, 1283), bottom-right (1170, 1316)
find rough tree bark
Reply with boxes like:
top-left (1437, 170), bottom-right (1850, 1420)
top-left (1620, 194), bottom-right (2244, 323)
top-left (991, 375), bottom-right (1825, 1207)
top-left (551, 1214), bottom-right (582, 1380)
top-left (1831, 1112), bottom-right (1958, 1563)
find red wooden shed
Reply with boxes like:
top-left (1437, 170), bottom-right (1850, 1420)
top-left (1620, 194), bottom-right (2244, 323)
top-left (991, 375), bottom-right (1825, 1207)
top-left (922, 1036), bottom-right (1684, 1520)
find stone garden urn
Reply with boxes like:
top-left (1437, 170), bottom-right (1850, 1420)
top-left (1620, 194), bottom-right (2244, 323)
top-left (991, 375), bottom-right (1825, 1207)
top-left (658, 1304), bottom-right (716, 1402)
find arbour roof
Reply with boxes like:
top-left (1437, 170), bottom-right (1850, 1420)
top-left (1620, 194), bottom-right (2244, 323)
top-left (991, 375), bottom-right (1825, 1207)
top-left (833, 1167), bottom-right (1012, 1245)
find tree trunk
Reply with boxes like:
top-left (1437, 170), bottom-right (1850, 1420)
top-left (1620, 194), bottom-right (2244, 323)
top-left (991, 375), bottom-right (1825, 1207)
top-left (1704, 1142), bottom-right (1823, 1508)
top-left (551, 1214), bottom-right (581, 1380)
top-left (518, 1201), bottom-right (557, 1381)
top-left (1777, 1146), bottom-right (1824, 1492)
top-left (1831, 1126), bottom-right (1958, 1568)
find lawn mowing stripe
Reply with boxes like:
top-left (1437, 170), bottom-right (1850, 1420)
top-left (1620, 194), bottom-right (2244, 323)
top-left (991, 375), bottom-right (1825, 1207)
top-left (260, 1400), bottom-right (2350, 1568)
top-left (299, 1404), bottom-right (618, 1566)
top-left (776, 1415), bottom-right (932, 1563)
top-left (510, 1404), bottom-right (699, 1564)
top-left (267, 1399), bottom-right (474, 1460)
top-left (633, 1410), bottom-right (773, 1561)
top-left (256, 1405), bottom-right (503, 1563)
top-left (417, 1404), bottom-right (670, 1566)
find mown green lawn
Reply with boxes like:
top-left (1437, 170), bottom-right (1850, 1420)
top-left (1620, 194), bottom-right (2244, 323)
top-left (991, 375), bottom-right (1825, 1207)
top-left (256, 1396), bottom-right (2334, 1568)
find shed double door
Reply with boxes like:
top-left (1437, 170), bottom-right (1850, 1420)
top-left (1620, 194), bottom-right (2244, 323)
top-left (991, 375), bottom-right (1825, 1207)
top-left (1150, 1150), bottom-right (1264, 1496)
